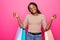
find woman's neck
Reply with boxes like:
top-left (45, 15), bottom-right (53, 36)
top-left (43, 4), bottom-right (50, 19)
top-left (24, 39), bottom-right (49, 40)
top-left (32, 13), bottom-right (39, 16)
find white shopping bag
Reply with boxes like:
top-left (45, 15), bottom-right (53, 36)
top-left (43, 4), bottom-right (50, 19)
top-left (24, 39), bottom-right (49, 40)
top-left (45, 29), bottom-right (54, 40)
top-left (15, 27), bottom-right (26, 40)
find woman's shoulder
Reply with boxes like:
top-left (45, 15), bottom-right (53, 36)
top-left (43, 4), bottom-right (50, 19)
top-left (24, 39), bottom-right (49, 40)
top-left (27, 13), bottom-right (31, 15)
top-left (25, 14), bottom-right (31, 18)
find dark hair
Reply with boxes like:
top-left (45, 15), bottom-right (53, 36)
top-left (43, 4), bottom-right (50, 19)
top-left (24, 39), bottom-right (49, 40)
top-left (28, 2), bottom-right (41, 14)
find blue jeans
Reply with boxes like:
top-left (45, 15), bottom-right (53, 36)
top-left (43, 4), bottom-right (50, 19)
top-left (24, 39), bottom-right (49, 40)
top-left (26, 32), bottom-right (42, 40)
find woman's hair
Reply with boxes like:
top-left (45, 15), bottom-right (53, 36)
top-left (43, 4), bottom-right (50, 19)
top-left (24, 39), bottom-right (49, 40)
top-left (28, 2), bottom-right (41, 14)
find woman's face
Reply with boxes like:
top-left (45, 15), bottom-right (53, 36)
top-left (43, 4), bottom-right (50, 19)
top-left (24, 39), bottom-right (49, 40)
top-left (29, 4), bottom-right (37, 14)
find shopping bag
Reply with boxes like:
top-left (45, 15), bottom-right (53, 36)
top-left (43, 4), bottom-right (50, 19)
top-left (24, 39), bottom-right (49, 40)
top-left (45, 29), bottom-right (54, 40)
top-left (15, 27), bottom-right (26, 40)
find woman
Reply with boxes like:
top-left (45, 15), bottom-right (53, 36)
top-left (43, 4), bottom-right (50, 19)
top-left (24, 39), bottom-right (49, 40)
top-left (13, 2), bottom-right (56, 40)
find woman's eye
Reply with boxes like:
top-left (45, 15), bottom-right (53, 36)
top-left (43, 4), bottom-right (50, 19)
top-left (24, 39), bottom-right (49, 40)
top-left (33, 7), bottom-right (35, 8)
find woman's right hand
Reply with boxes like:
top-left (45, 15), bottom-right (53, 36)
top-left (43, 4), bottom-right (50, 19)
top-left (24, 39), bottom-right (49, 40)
top-left (13, 12), bottom-right (24, 29)
top-left (13, 12), bottom-right (19, 18)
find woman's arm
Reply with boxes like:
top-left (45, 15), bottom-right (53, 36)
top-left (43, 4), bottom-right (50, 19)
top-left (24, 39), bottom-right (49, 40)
top-left (45, 14), bottom-right (56, 31)
top-left (13, 12), bottom-right (24, 28)
top-left (45, 19), bottom-right (53, 31)
top-left (16, 16), bottom-right (24, 28)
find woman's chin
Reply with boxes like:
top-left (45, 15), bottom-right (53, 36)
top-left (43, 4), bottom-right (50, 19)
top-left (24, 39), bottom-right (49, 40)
top-left (31, 11), bottom-right (37, 14)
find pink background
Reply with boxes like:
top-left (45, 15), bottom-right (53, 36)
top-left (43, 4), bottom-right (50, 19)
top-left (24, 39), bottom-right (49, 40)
top-left (0, 0), bottom-right (60, 40)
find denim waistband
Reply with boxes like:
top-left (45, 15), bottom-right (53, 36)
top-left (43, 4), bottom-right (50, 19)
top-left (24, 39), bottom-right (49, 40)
top-left (28, 32), bottom-right (42, 35)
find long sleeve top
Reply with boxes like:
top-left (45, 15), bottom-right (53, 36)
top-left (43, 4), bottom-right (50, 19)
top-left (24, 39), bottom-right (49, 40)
top-left (22, 14), bottom-right (47, 33)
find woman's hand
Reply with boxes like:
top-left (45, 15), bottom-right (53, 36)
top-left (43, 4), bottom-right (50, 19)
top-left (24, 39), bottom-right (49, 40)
top-left (45, 14), bottom-right (57, 31)
top-left (13, 12), bottom-right (24, 28)
top-left (51, 14), bottom-right (56, 20)
top-left (13, 12), bottom-right (19, 18)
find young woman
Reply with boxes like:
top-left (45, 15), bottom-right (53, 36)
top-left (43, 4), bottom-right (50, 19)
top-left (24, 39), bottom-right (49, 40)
top-left (13, 2), bottom-right (56, 40)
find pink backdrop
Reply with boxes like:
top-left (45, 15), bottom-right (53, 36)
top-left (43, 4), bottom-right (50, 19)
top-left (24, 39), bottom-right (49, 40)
top-left (0, 0), bottom-right (60, 40)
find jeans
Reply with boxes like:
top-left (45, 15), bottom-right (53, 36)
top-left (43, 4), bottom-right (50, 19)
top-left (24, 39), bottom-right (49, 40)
top-left (26, 32), bottom-right (42, 40)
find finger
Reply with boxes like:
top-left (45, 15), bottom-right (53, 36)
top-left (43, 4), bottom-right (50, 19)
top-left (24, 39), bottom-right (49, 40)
top-left (13, 13), bottom-right (16, 17)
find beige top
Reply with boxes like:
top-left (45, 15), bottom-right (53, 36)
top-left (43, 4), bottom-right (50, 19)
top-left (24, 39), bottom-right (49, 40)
top-left (23, 14), bottom-right (47, 33)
